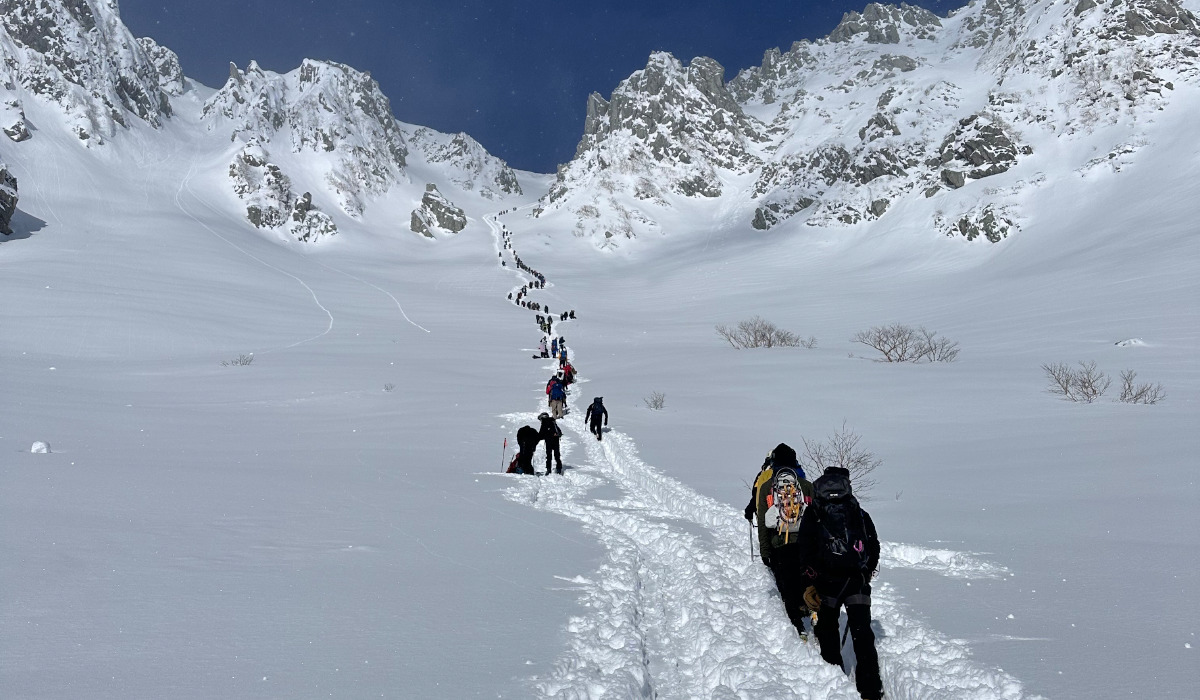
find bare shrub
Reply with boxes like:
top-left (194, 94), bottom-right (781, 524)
top-left (800, 422), bottom-right (882, 498)
top-left (643, 391), bottom-right (666, 410)
top-left (852, 324), bottom-right (958, 363)
top-left (221, 353), bottom-right (254, 367)
top-left (1042, 361), bottom-right (1075, 398)
top-left (383, 383), bottom-right (396, 393)
top-left (1041, 360), bottom-right (1111, 403)
top-left (715, 316), bottom-right (808, 349)
top-left (799, 336), bottom-right (818, 349)
top-left (1074, 360), bottom-right (1111, 403)
top-left (916, 327), bottom-right (961, 362)
top-left (1118, 369), bottom-right (1166, 404)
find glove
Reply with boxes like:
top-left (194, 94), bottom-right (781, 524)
top-left (744, 503), bottom-right (756, 522)
top-left (803, 586), bottom-right (822, 611)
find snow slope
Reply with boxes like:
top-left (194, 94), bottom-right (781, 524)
top-left (2, 2), bottom-right (1199, 700)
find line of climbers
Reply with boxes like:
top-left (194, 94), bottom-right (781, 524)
top-left (494, 211), bottom-right (879, 699)
top-left (744, 444), bottom-right (884, 700)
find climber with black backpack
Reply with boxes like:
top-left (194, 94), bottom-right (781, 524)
top-left (511, 424), bottom-right (541, 476)
top-left (796, 466), bottom-right (883, 700)
top-left (743, 443), bottom-right (815, 637)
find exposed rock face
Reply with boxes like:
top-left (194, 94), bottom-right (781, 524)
top-left (203, 59), bottom-right (409, 217)
top-left (406, 128), bottom-right (521, 199)
top-left (0, 0), bottom-right (175, 143)
top-left (136, 37), bottom-right (184, 97)
top-left (543, 52), bottom-right (766, 243)
top-left (945, 204), bottom-right (1015, 243)
top-left (228, 142), bottom-right (337, 243)
top-left (0, 161), bottom-right (16, 235)
top-left (410, 184), bottom-right (467, 238)
top-left (829, 3), bottom-right (942, 43)
top-left (933, 113), bottom-right (1029, 188)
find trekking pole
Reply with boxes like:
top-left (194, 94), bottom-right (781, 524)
top-left (500, 438), bottom-right (507, 472)
top-left (749, 521), bottom-right (756, 562)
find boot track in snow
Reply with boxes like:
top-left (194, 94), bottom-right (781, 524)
top-left (489, 211), bottom-right (1042, 700)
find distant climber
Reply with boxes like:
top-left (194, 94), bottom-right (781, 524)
top-left (584, 397), bottom-right (607, 441)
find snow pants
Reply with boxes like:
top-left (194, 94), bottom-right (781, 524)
top-left (543, 437), bottom-right (562, 474)
top-left (815, 578), bottom-right (882, 700)
top-left (589, 420), bottom-right (603, 440)
top-left (549, 398), bottom-right (565, 419)
top-left (768, 546), bottom-right (813, 636)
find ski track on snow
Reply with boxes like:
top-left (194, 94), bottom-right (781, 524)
top-left (173, 159), bottom-right (335, 353)
top-left (489, 212), bottom-right (1043, 700)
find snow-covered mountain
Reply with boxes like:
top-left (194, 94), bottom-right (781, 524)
top-left (539, 0), bottom-right (1200, 247)
top-left (0, 0), bottom-right (180, 144)
top-left (0, 0), bottom-right (524, 243)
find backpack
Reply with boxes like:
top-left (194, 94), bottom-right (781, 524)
top-left (811, 468), bottom-right (872, 576)
top-left (550, 382), bottom-right (566, 401)
top-left (764, 468), bottom-right (805, 542)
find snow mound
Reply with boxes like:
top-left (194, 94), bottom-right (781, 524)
top-left (880, 542), bottom-right (1010, 579)
top-left (1115, 338), bottom-right (1146, 347)
top-left (30, 440), bottom-right (50, 454)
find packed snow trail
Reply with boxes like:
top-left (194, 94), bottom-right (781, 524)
top-left (490, 211), bottom-right (1042, 699)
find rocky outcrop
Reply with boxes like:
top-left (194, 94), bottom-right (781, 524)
top-left (228, 142), bottom-right (337, 243)
top-left (0, 0), bottom-right (175, 143)
top-left (405, 128), bottom-right (521, 199)
top-left (203, 59), bottom-right (409, 217)
top-left (136, 37), bottom-right (185, 97)
top-left (932, 113), bottom-right (1030, 189)
top-left (942, 204), bottom-right (1016, 243)
top-left (410, 184), bottom-right (466, 238)
top-left (1, 93), bottom-right (30, 141)
top-left (543, 52), bottom-right (767, 243)
top-left (0, 161), bottom-right (16, 235)
top-left (829, 3), bottom-right (942, 43)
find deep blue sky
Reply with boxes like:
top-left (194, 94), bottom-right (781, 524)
top-left (120, 0), bottom-right (966, 173)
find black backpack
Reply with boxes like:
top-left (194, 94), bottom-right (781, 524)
top-left (812, 468), bottom-right (872, 577)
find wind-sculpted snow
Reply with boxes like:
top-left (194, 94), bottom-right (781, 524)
top-left (498, 371), bottom-right (1038, 699)
top-left (0, 0), bottom-right (178, 143)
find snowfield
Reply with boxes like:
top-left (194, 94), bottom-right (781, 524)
top-left (4, 6), bottom-right (1200, 700)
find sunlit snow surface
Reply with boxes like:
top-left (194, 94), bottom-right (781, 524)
top-left (4, 48), bottom-right (1200, 700)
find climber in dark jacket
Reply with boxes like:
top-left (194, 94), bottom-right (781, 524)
top-left (538, 412), bottom-right (563, 474)
top-left (796, 466), bottom-right (882, 700)
top-left (514, 425), bottom-right (541, 475)
top-left (584, 397), bottom-right (608, 441)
